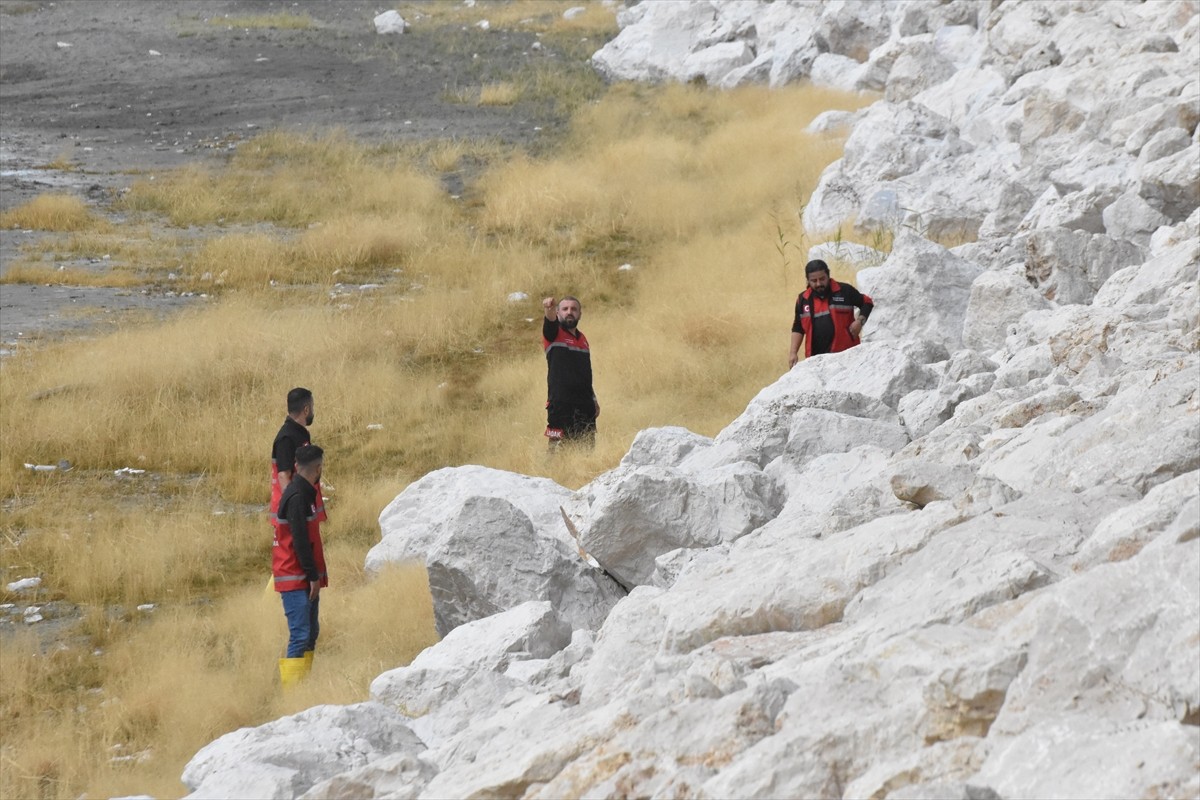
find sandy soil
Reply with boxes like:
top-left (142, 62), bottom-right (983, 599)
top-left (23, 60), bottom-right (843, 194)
top-left (0, 0), bottom-right (556, 350)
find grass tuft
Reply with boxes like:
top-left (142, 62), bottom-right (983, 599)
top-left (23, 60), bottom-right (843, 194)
top-left (0, 194), bottom-right (107, 232)
top-left (209, 13), bottom-right (316, 30)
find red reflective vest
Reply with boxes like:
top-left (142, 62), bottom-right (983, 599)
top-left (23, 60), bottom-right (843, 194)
top-left (794, 279), bottom-right (872, 358)
top-left (272, 484), bottom-right (328, 593)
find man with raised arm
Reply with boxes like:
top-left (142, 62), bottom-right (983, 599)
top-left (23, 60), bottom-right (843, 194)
top-left (542, 295), bottom-right (600, 448)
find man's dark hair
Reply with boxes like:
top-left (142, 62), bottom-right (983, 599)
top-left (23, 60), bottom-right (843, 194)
top-left (804, 259), bottom-right (831, 277)
top-left (560, 295), bottom-right (581, 307)
top-left (287, 387), bottom-right (313, 414)
top-left (295, 443), bottom-right (323, 467)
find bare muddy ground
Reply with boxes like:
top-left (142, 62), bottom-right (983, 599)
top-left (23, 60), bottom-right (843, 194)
top-left (0, 0), bottom-right (565, 349)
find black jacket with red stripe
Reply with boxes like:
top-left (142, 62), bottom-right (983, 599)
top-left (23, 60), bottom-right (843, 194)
top-left (792, 279), bottom-right (873, 357)
top-left (543, 318), bottom-right (594, 409)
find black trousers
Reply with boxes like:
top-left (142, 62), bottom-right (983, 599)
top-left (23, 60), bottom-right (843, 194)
top-left (547, 402), bottom-right (596, 447)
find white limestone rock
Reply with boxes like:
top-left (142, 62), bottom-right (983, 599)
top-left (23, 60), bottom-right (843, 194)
top-left (567, 460), bottom-right (783, 588)
top-left (298, 751), bottom-right (434, 800)
top-left (978, 541), bottom-right (1200, 797)
top-left (845, 487), bottom-right (1139, 634)
top-left (680, 40), bottom-right (754, 85)
top-left (590, 0), bottom-right (716, 82)
top-left (369, 601), bottom-right (570, 717)
top-left (715, 341), bottom-right (934, 468)
top-left (1072, 471), bottom-right (1200, 571)
top-left (182, 703), bottom-right (422, 800)
top-left (808, 52), bottom-right (863, 92)
top-left (912, 66), bottom-right (1007, 130)
top-left (885, 39), bottom-right (957, 102)
top-left (660, 503), bottom-right (963, 654)
top-left (888, 458), bottom-right (1015, 511)
top-left (368, 466), bottom-right (572, 574)
top-left (804, 108), bottom-right (862, 136)
top-left (815, 0), bottom-right (892, 62)
top-left (1102, 189), bottom-right (1172, 248)
top-left (1138, 141), bottom-right (1200, 224)
top-left (962, 264), bottom-right (1053, 353)
top-left (857, 230), bottom-right (985, 351)
top-left (1024, 228), bottom-right (1145, 305)
top-left (980, 363), bottom-right (1199, 496)
top-left (373, 10), bottom-right (407, 35)
top-left (369, 467), bottom-right (619, 635)
top-left (618, 425), bottom-right (713, 469)
top-left (422, 495), bottom-right (624, 635)
top-left (806, 240), bottom-right (887, 269)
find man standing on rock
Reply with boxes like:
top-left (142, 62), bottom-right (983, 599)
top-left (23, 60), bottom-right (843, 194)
top-left (788, 259), bottom-right (874, 368)
top-left (542, 295), bottom-right (599, 448)
top-left (273, 444), bottom-right (328, 687)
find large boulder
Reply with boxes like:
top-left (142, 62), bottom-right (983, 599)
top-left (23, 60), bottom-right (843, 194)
top-left (423, 496), bottom-right (624, 635)
top-left (1023, 228), bottom-right (1145, 305)
top-left (715, 340), bottom-right (935, 466)
top-left (566, 461), bottom-right (783, 589)
top-left (369, 601), bottom-right (570, 717)
top-left (182, 703), bottom-right (423, 800)
top-left (367, 467), bottom-right (622, 635)
top-left (856, 230), bottom-right (985, 351)
top-left (962, 263), bottom-right (1053, 353)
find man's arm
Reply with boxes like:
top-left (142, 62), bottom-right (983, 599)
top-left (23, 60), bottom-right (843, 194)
top-left (542, 297), bottom-right (560, 341)
top-left (789, 331), bottom-right (804, 368)
top-left (274, 436), bottom-right (297, 486)
top-left (850, 287), bottom-right (873, 338)
top-left (283, 490), bottom-right (319, 597)
top-left (789, 298), bottom-right (805, 368)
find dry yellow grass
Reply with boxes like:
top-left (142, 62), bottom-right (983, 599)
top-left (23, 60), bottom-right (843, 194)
top-left (399, 0), bottom-right (618, 38)
top-left (0, 263), bottom-right (145, 288)
top-left (209, 12), bottom-right (317, 30)
top-left (0, 81), bottom-right (872, 798)
top-left (0, 563), bottom-right (436, 800)
top-left (0, 193), bottom-right (107, 232)
top-left (478, 81), bottom-right (522, 106)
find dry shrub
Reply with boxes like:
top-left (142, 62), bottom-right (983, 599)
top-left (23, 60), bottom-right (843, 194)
top-left (0, 264), bottom-right (144, 288)
top-left (189, 231), bottom-right (292, 288)
top-left (0, 193), bottom-right (106, 232)
top-left (478, 82), bottom-right (521, 106)
top-left (210, 12), bottom-right (316, 29)
top-left (401, 0), bottom-right (617, 37)
top-left (121, 132), bottom-right (450, 229)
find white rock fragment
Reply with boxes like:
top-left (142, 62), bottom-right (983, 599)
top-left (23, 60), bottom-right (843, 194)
top-left (373, 10), bottom-right (408, 35)
top-left (507, 291), bottom-right (529, 302)
top-left (6, 577), bottom-right (42, 593)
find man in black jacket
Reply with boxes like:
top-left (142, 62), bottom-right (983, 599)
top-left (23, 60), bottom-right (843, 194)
top-left (542, 295), bottom-right (600, 448)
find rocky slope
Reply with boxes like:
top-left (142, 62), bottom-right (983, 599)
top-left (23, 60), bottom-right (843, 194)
top-left (181, 2), bottom-right (1200, 798)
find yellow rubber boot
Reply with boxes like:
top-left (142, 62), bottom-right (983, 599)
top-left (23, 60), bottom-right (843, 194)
top-left (302, 650), bottom-right (314, 676)
top-left (278, 657), bottom-right (307, 689)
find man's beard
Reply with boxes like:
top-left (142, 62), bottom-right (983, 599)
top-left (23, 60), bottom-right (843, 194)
top-left (813, 286), bottom-right (831, 299)
top-left (561, 316), bottom-right (578, 330)
top-left (306, 412), bottom-right (314, 426)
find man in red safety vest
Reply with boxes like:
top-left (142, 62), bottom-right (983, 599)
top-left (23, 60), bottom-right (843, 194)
top-left (788, 259), bottom-right (874, 368)
top-left (273, 443), bottom-right (328, 688)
